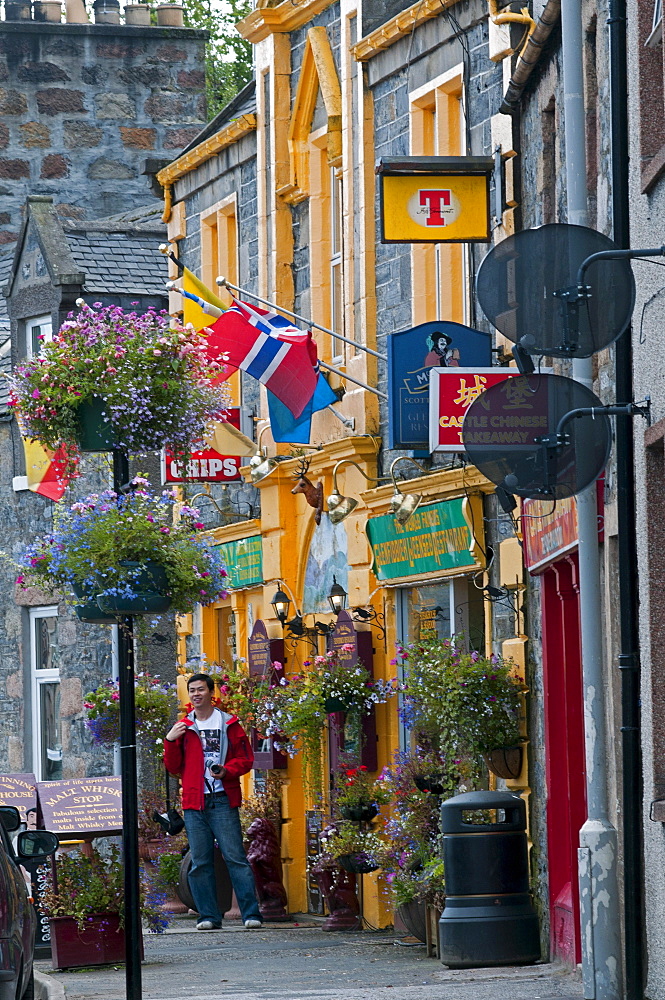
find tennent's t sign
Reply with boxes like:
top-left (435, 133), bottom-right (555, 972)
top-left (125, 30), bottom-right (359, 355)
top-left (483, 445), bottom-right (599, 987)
top-left (377, 156), bottom-right (494, 243)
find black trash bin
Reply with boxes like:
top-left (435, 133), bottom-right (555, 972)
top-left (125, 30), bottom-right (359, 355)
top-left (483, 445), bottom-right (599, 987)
top-left (439, 789), bottom-right (540, 968)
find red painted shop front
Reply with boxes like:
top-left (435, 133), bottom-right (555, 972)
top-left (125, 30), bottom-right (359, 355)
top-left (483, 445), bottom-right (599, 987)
top-left (523, 497), bottom-right (589, 966)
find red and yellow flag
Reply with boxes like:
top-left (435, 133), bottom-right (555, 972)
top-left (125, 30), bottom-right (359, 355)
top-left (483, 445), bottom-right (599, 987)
top-left (22, 437), bottom-right (70, 501)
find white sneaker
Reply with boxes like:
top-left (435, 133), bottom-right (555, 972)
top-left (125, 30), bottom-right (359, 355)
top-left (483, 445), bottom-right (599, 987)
top-left (244, 919), bottom-right (262, 928)
top-left (196, 920), bottom-right (220, 930)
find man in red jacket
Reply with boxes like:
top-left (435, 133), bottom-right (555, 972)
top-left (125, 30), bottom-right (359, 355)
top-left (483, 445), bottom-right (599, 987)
top-left (164, 673), bottom-right (263, 931)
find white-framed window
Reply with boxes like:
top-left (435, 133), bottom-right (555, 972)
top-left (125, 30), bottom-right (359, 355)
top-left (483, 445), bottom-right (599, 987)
top-left (395, 578), bottom-right (483, 749)
top-left (330, 166), bottom-right (344, 362)
top-left (25, 315), bottom-right (53, 360)
top-left (30, 607), bottom-right (62, 782)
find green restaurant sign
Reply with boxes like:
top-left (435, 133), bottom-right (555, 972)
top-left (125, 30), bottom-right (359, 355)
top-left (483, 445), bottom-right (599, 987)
top-left (366, 497), bottom-right (479, 581)
top-left (215, 535), bottom-right (263, 590)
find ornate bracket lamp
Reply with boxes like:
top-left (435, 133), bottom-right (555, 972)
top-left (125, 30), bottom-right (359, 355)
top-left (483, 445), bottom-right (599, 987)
top-left (388, 456), bottom-right (431, 525)
top-left (326, 460), bottom-right (384, 524)
top-left (326, 577), bottom-right (386, 641)
top-left (270, 583), bottom-right (329, 652)
top-left (249, 426), bottom-right (284, 484)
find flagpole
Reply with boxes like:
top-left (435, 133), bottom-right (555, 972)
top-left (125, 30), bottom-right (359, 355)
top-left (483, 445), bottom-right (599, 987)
top-left (318, 360), bottom-right (388, 399)
top-left (215, 276), bottom-right (386, 362)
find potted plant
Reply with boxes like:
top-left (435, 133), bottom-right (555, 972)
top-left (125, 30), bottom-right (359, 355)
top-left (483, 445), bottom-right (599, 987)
top-left (397, 634), bottom-right (524, 778)
top-left (334, 764), bottom-right (392, 822)
top-left (316, 646), bottom-right (398, 715)
top-left (18, 480), bottom-right (229, 617)
top-left (377, 748), bottom-right (450, 940)
top-left (8, 303), bottom-right (228, 479)
top-left (256, 654), bottom-right (400, 799)
top-left (83, 671), bottom-right (176, 752)
top-left (319, 821), bottom-right (384, 874)
top-left (206, 658), bottom-right (272, 735)
top-left (41, 845), bottom-right (168, 969)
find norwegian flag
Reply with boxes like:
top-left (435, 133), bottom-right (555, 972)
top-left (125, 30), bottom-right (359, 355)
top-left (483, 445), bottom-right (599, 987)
top-left (206, 299), bottom-right (318, 418)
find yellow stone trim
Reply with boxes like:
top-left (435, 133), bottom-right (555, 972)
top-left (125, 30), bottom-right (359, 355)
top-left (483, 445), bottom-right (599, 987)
top-left (207, 518), bottom-right (262, 546)
top-left (156, 114), bottom-right (257, 191)
top-left (237, 0), bottom-right (337, 43)
top-left (278, 27), bottom-right (343, 205)
top-left (351, 0), bottom-right (464, 62)
top-left (360, 464), bottom-right (495, 515)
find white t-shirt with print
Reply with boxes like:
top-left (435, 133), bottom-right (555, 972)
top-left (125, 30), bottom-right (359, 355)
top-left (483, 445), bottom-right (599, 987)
top-left (192, 708), bottom-right (226, 794)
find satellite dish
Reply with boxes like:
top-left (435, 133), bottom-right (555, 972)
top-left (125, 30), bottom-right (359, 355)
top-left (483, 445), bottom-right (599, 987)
top-left (461, 373), bottom-right (612, 500)
top-left (475, 224), bottom-right (635, 358)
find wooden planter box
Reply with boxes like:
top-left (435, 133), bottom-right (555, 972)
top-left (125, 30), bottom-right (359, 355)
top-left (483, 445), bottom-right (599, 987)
top-left (50, 913), bottom-right (143, 970)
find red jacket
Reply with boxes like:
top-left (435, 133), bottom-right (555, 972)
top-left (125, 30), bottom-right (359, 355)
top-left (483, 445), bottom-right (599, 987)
top-left (163, 713), bottom-right (254, 810)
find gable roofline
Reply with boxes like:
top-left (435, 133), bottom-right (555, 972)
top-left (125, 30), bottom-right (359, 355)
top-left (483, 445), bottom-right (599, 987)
top-left (236, 0), bottom-right (337, 44)
top-left (179, 79), bottom-right (256, 157)
top-left (3, 197), bottom-right (85, 298)
top-left (351, 0), bottom-right (463, 62)
top-left (156, 113), bottom-right (257, 222)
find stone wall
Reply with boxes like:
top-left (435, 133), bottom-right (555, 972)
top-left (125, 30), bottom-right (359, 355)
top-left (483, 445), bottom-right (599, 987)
top-left (0, 20), bottom-right (206, 243)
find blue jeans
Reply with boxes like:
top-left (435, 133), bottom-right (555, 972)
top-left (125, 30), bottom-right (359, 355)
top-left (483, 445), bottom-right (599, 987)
top-left (184, 793), bottom-right (261, 925)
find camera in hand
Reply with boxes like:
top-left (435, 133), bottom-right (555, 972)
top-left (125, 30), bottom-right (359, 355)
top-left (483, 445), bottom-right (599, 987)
top-left (210, 764), bottom-right (224, 776)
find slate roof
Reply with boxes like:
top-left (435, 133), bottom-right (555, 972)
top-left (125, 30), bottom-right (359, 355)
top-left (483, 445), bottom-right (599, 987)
top-left (0, 249), bottom-right (13, 413)
top-left (64, 204), bottom-right (166, 297)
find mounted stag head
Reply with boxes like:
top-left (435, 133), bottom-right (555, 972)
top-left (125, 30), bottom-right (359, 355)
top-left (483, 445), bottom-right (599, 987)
top-left (291, 457), bottom-right (324, 525)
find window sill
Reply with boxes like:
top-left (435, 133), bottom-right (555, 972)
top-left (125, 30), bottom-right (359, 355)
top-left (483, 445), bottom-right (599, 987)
top-left (650, 799), bottom-right (665, 822)
top-left (641, 143), bottom-right (665, 194)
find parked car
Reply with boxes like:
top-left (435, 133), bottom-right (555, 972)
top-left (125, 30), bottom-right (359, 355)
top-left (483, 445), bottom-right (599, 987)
top-left (0, 807), bottom-right (58, 1000)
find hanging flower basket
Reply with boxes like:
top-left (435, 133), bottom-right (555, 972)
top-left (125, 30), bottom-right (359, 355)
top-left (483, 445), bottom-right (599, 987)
top-left (337, 853), bottom-right (379, 875)
top-left (96, 560), bottom-right (171, 616)
top-left (340, 804), bottom-right (379, 823)
top-left (8, 304), bottom-right (229, 480)
top-left (324, 696), bottom-right (350, 714)
top-left (76, 395), bottom-right (116, 452)
top-left (71, 580), bottom-right (118, 624)
top-left (85, 716), bottom-right (121, 745)
top-left (414, 774), bottom-right (446, 796)
top-left (18, 484), bottom-right (228, 619)
top-left (74, 600), bottom-right (119, 624)
top-left (483, 745), bottom-right (524, 780)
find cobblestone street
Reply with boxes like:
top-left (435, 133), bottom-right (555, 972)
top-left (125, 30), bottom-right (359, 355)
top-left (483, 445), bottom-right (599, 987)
top-left (37, 916), bottom-right (585, 1000)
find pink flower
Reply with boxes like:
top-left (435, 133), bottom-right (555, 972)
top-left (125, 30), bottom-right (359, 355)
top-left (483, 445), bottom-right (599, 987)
top-left (159, 526), bottom-right (170, 534)
top-left (31, 389), bottom-right (40, 399)
top-left (111, 692), bottom-right (120, 701)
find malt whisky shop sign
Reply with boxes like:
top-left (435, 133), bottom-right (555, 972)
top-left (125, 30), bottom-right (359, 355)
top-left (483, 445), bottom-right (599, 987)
top-left (377, 156), bottom-right (494, 243)
top-left (366, 497), bottom-right (482, 581)
top-left (38, 777), bottom-right (122, 836)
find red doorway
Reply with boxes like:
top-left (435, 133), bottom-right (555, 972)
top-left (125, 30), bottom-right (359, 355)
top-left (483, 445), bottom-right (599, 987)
top-left (540, 554), bottom-right (587, 965)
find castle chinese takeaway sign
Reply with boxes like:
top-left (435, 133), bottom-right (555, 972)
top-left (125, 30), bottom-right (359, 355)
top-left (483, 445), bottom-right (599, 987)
top-left (377, 156), bottom-right (494, 243)
top-left (429, 368), bottom-right (522, 452)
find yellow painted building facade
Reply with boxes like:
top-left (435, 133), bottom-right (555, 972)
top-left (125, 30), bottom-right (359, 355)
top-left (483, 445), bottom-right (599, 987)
top-left (158, 0), bottom-right (529, 928)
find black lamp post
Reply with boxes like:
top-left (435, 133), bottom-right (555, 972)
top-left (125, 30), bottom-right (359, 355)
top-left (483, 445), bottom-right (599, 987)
top-left (328, 576), bottom-right (348, 615)
top-left (112, 449), bottom-right (142, 1000)
top-left (271, 587), bottom-right (291, 625)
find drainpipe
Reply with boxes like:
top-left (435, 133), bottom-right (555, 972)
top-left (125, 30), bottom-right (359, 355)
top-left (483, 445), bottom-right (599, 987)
top-left (501, 0), bottom-right (561, 114)
top-left (608, 0), bottom-right (644, 996)
top-left (560, 2), bottom-right (623, 998)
